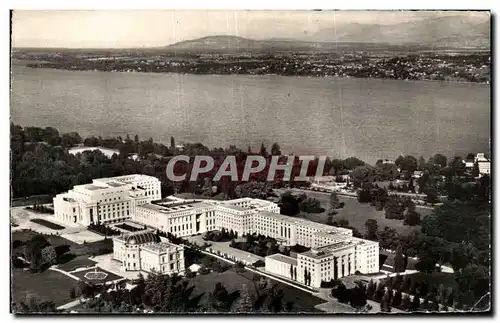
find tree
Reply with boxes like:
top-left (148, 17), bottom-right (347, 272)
top-left (377, 226), bottom-right (398, 250)
top-left (366, 280), bottom-right (376, 299)
top-left (231, 284), bottom-right (253, 313)
top-left (401, 294), bottom-right (411, 310)
top-left (431, 154), bottom-right (447, 168)
top-left (41, 245), bottom-right (57, 266)
top-left (394, 244), bottom-right (405, 273)
top-left (404, 200), bottom-right (421, 226)
top-left (385, 196), bottom-right (405, 220)
top-left (330, 191), bottom-right (340, 209)
top-left (450, 243), bottom-right (476, 272)
top-left (415, 258), bottom-right (437, 273)
top-left (364, 219), bottom-right (378, 241)
top-left (374, 282), bottom-right (386, 301)
top-left (259, 143), bottom-right (267, 157)
top-left (350, 282), bottom-right (367, 310)
top-left (396, 155), bottom-right (418, 173)
top-left (380, 290), bottom-right (392, 312)
top-left (337, 218), bottom-right (349, 228)
top-left (424, 186), bottom-right (439, 204)
top-left (401, 275), bottom-right (412, 292)
top-left (418, 156), bottom-right (426, 171)
top-left (270, 143), bottom-right (281, 156)
top-left (343, 157), bottom-right (366, 170)
top-left (392, 289), bottom-right (403, 308)
top-left (351, 166), bottom-right (374, 188)
top-left (14, 296), bottom-right (57, 313)
top-left (170, 136), bottom-right (176, 150)
top-left (410, 294), bottom-right (421, 311)
top-left (24, 235), bottom-right (50, 272)
top-left (332, 282), bottom-right (350, 303)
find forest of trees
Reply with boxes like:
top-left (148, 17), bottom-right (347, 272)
top-left (11, 123), bottom-right (374, 201)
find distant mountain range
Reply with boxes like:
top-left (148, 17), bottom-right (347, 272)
top-left (164, 15), bottom-right (490, 52)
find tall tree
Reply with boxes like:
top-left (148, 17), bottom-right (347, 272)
top-left (392, 289), bottom-right (403, 308)
top-left (330, 191), bottom-right (341, 209)
top-left (404, 200), bottom-right (421, 226)
top-left (364, 219), bottom-right (378, 241)
top-left (170, 136), bottom-right (176, 149)
top-left (231, 284), bottom-right (253, 313)
top-left (259, 143), bottom-right (267, 157)
top-left (394, 244), bottom-right (405, 273)
top-left (270, 143), bottom-right (281, 156)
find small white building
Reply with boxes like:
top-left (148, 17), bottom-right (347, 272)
top-left (113, 229), bottom-right (185, 275)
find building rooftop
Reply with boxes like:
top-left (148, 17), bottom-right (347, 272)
top-left (301, 241), bottom-right (355, 259)
top-left (107, 181), bottom-right (126, 187)
top-left (98, 174), bottom-right (159, 184)
top-left (141, 241), bottom-right (180, 253)
top-left (84, 184), bottom-right (106, 191)
top-left (267, 253), bottom-right (297, 266)
top-left (138, 200), bottom-right (212, 214)
top-left (116, 229), bottom-right (159, 245)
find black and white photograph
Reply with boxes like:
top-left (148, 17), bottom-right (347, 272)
top-left (9, 9), bottom-right (491, 314)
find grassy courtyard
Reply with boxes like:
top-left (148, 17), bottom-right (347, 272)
top-left (292, 190), bottom-right (432, 236)
top-left (30, 218), bottom-right (65, 230)
top-left (11, 267), bottom-right (79, 308)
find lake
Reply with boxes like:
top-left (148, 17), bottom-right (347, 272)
top-left (10, 65), bottom-right (490, 163)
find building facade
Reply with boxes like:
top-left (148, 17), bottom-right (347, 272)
top-left (113, 229), bottom-right (185, 275)
top-left (53, 174), bottom-right (161, 225)
top-left (58, 175), bottom-right (379, 285)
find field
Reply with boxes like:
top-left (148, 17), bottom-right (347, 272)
top-left (11, 267), bottom-right (79, 307)
top-left (11, 230), bottom-right (118, 310)
top-left (289, 190), bottom-right (432, 236)
top-left (189, 268), bottom-right (324, 312)
top-left (12, 230), bottom-right (113, 258)
top-left (30, 218), bottom-right (65, 230)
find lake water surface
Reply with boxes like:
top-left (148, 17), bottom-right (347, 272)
top-left (11, 65), bottom-right (490, 163)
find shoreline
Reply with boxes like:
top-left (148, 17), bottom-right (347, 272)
top-left (19, 64), bottom-right (490, 86)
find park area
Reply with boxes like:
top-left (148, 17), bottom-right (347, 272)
top-left (11, 267), bottom-right (80, 307)
top-left (188, 267), bottom-right (324, 312)
top-left (283, 189), bottom-right (432, 236)
top-left (11, 229), bottom-right (116, 310)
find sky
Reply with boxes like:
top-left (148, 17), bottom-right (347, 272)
top-left (12, 10), bottom-right (490, 48)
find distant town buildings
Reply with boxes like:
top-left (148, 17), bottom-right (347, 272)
top-left (55, 175), bottom-right (380, 287)
top-left (475, 153), bottom-right (491, 176)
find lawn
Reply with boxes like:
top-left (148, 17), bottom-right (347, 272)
top-left (12, 230), bottom-right (113, 257)
top-left (57, 256), bottom-right (97, 272)
top-left (11, 267), bottom-right (79, 308)
top-left (189, 268), bottom-right (324, 313)
top-left (30, 218), bottom-right (65, 230)
top-left (72, 267), bottom-right (123, 284)
top-left (292, 190), bottom-right (432, 236)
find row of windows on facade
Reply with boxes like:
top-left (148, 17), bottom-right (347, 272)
top-left (127, 253), bottom-right (177, 262)
top-left (98, 210), bottom-right (130, 218)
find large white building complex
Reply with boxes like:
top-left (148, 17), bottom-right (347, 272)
top-left (53, 174), bottom-right (161, 225)
top-left (54, 175), bottom-right (379, 286)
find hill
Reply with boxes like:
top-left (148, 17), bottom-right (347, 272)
top-left (309, 15), bottom-right (490, 48)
